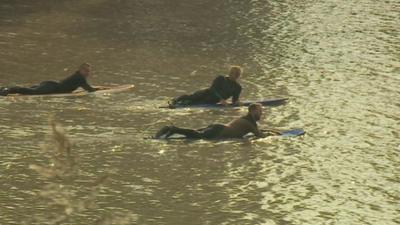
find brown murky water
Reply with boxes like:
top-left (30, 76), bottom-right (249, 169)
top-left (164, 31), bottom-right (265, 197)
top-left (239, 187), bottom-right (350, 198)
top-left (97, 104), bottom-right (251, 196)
top-left (1, 0), bottom-right (399, 224)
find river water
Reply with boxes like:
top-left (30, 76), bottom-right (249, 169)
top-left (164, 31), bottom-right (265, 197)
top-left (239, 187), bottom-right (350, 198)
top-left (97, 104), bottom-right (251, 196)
top-left (0, 0), bottom-right (399, 224)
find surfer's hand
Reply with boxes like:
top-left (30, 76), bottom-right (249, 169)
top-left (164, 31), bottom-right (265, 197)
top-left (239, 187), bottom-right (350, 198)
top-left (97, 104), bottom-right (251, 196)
top-left (260, 129), bottom-right (281, 136)
top-left (268, 130), bottom-right (281, 135)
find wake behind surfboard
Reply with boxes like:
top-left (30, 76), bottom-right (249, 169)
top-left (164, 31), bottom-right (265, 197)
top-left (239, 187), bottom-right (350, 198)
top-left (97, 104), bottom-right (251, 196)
top-left (3, 84), bottom-right (134, 98)
top-left (160, 98), bottom-right (288, 109)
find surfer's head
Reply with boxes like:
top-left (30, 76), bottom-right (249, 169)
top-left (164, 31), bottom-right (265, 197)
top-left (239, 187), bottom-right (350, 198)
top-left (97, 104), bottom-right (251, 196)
top-left (228, 66), bottom-right (242, 81)
top-left (78, 63), bottom-right (92, 77)
top-left (248, 103), bottom-right (262, 121)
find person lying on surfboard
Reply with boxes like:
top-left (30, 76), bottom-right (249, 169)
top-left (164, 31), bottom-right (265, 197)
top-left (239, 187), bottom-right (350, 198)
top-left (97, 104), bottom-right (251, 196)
top-left (0, 63), bottom-right (101, 96)
top-left (168, 66), bottom-right (243, 108)
top-left (155, 103), bottom-right (278, 139)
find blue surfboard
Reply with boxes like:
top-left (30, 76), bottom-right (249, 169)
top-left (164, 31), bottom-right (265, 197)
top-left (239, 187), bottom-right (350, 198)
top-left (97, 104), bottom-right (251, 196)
top-left (279, 129), bottom-right (305, 137)
top-left (160, 98), bottom-right (288, 109)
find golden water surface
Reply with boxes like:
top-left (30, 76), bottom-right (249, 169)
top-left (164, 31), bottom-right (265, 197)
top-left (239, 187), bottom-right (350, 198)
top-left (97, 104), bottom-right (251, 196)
top-left (0, 0), bottom-right (399, 224)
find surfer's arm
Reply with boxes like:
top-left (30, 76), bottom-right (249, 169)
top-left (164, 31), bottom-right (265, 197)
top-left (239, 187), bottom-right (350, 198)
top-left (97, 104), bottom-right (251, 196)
top-left (80, 79), bottom-right (97, 92)
top-left (250, 124), bottom-right (266, 138)
top-left (231, 84), bottom-right (242, 105)
top-left (210, 76), bottom-right (225, 101)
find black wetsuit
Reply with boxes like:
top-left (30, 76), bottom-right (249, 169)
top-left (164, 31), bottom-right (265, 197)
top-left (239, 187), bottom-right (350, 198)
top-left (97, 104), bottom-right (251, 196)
top-left (156, 114), bottom-right (259, 139)
top-left (7, 72), bottom-right (96, 95)
top-left (167, 124), bottom-right (227, 139)
top-left (173, 75), bottom-right (242, 105)
top-left (241, 114), bottom-right (258, 130)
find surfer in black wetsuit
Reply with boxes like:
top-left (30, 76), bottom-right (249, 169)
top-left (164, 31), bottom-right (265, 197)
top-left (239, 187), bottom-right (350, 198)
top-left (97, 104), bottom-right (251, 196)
top-left (155, 103), bottom-right (272, 139)
top-left (0, 63), bottom-right (98, 96)
top-left (169, 66), bottom-right (243, 108)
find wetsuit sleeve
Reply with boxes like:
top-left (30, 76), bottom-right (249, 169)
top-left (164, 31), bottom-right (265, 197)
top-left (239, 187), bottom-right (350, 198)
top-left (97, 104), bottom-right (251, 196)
top-left (80, 77), bottom-right (97, 92)
top-left (232, 84), bottom-right (242, 103)
top-left (249, 123), bottom-right (264, 138)
top-left (210, 76), bottom-right (225, 100)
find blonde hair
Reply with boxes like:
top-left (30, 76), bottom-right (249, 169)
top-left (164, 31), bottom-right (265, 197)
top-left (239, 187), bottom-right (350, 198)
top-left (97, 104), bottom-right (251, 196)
top-left (79, 63), bottom-right (92, 70)
top-left (229, 66), bottom-right (242, 76)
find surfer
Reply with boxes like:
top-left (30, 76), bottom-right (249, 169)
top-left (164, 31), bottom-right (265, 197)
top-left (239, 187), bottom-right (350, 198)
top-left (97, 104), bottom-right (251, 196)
top-left (168, 66), bottom-right (243, 108)
top-left (0, 63), bottom-right (99, 96)
top-left (155, 103), bottom-right (275, 139)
